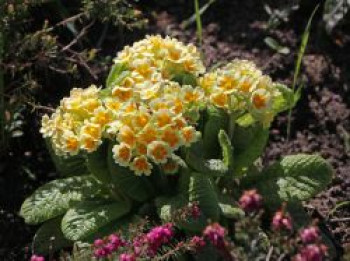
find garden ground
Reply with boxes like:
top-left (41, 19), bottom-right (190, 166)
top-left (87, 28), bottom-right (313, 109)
top-left (0, 1), bottom-right (349, 260)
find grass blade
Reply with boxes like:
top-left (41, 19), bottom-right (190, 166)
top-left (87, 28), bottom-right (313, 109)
top-left (0, 30), bottom-right (5, 152)
top-left (182, 0), bottom-right (217, 29)
top-left (194, 0), bottom-right (203, 48)
top-left (286, 5), bottom-right (319, 140)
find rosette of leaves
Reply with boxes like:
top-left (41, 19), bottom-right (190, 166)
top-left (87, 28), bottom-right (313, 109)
top-left (20, 59), bottom-right (333, 256)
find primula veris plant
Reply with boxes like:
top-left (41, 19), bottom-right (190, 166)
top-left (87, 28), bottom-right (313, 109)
top-left (20, 35), bottom-right (333, 255)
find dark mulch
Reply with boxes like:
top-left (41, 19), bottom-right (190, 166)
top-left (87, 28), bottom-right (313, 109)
top-left (0, 1), bottom-right (349, 260)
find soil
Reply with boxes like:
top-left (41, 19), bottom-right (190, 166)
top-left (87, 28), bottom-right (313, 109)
top-left (0, 1), bottom-right (349, 260)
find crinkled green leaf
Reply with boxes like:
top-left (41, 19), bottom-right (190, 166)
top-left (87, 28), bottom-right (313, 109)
top-left (219, 203), bottom-right (244, 219)
top-left (107, 142), bottom-right (154, 202)
top-left (189, 173), bottom-right (220, 221)
top-left (61, 200), bottom-right (131, 241)
top-left (171, 72), bottom-right (197, 86)
top-left (20, 175), bottom-right (109, 225)
top-left (156, 195), bottom-right (207, 233)
top-left (186, 141), bottom-right (228, 177)
top-left (86, 142), bottom-right (110, 183)
top-left (243, 154), bottom-right (333, 206)
top-left (232, 124), bottom-right (269, 177)
top-left (218, 130), bottom-right (234, 170)
top-left (46, 139), bottom-right (88, 177)
top-left (203, 107), bottom-right (228, 158)
top-left (33, 217), bottom-right (72, 255)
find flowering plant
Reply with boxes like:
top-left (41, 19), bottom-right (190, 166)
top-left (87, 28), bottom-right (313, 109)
top-left (20, 36), bottom-right (333, 256)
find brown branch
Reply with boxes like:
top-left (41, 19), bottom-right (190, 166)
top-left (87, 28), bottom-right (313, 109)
top-left (61, 20), bottom-right (95, 52)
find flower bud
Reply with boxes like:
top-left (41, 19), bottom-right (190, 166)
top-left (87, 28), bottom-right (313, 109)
top-left (272, 210), bottom-right (293, 231)
top-left (239, 189), bottom-right (262, 212)
top-left (300, 227), bottom-right (319, 244)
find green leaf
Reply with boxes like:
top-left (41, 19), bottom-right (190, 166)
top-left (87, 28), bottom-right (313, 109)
top-left (106, 63), bottom-right (128, 89)
top-left (323, 0), bottom-right (349, 33)
top-left (82, 215), bottom-right (140, 243)
top-left (186, 141), bottom-right (228, 177)
top-left (61, 200), bottom-right (131, 241)
top-left (46, 139), bottom-right (88, 177)
top-left (107, 142), bottom-right (154, 202)
top-left (264, 37), bottom-right (290, 54)
top-left (33, 217), bottom-right (72, 255)
top-left (273, 84), bottom-right (294, 113)
top-left (189, 173), bottom-right (220, 221)
top-left (244, 154), bottom-right (333, 207)
top-left (20, 175), bottom-right (109, 224)
top-left (219, 203), bottom-right (244, 219)
top-left (86, 142), bottom-right (110, 183)
top-left (218, 130), bottom-right (234, 171)
top-left (172, 72), bottom-right (198, 86)
top-left (203, 107), bottom-right (228, 158)
top-left (232, 124), bottom-right (269, 177)
top-left (156, 195), bottom-right (208, 233)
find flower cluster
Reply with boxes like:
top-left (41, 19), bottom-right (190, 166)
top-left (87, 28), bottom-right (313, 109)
top-left (40, 85), bottom-right (109, 155)
top-left (203, 223), bottom-right (226, 247)
top-left (93, 234), bottom-right (125, 258)
top-left (41, 36), bottom-right (286, 176)
top-left (199, 59), bottom-right (280, 126)
top-left (114, 35), bottom-right (205, 79)
top-left (272, 210), bottom-right (293, 231)
top-left (239, 189), bottom-right (263, 213)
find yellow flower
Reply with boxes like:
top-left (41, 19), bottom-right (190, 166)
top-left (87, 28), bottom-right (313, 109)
top-left (80, 135), bottom-right (101, 152)
top-left (138, 125), bottom-right (158, 144)
top-left (210, 92), bottom-right (228, 109)
top-left (80, 122), bottom-right (102, 140)
top-left (118, 125), bottom-right (137, 147)
top-left (161, 158), bottom-right (179, 174)
top-left (181, 126), bottom-right (200, 146)
top-left (112, 143), bottom-right (132, 167)
top-left (161, 126), bottom-right (182, 149)
top-left (251, 89), bottom-right (271, 110)
top-left (147, 141), bottom-right (171, 164)
top-left (130, 156), bottom-right (152, 176)
top-left (92, 108), bottom-right (112, 127)
top-left (112, 86), bottom-right (133, 102)
top-left (62, 131), bottom-right (79, 154)
top-left (155, 109), bottom-right (173, 128)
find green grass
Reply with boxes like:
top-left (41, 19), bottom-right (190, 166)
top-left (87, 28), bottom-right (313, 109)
top-left (194, 0), bottom-right (203, 48)
top-left (286, 5), bottom-right (319, 140)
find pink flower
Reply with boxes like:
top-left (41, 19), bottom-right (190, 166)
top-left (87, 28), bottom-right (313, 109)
top-left (190, 203), bottom-right (201, 219)
top-left (294, 244), bottom-right (327, 261)
top-left (190, 236), bottom-right (206, 249)
top-left (300, 227), bottom-right (319, 244)
top-left (30, 255), bottom-right (45, 261)
top-left (146, 223), bottom-right (174, 256)
top-left (272, 210), bottom-right (293, 231)
top-left (203, 223), bottom-right (226, 247)
top-left (239, 189), bottom-right (262, 212)
top-left (93, 248), bottom-right (107, 258)
top-left (119, 253), bottom-right (136, 261)
top-left (93, 238), bottom-right (104, 247)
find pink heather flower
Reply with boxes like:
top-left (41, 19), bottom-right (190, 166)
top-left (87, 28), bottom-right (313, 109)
top-left (108, 233), bottom-right (124, 250)
top-left (239, 189), bottom-right (262, 212)
top-left (146, 223), bottom-right (174, 256)
top-left (191, 203), bottom-right (201, 219)
top-left (294, 244), bottom-right (327, 261)
top-left (300, 227), bottom-right (320, 244)
top-left (30, 255), bottom-right (45, 261)
top-left (272, 210), bottom-right (293, 231)
top-left (190, 236), bottom-right (206, 249)
top-left (94, 238), bottom-right (104, 248)
top-left (94, 248), bottom-right (107, 258)
top-left (119, 253), bottom-right (136, 261)
top-left (203, 223), bottom-right (226, 247)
